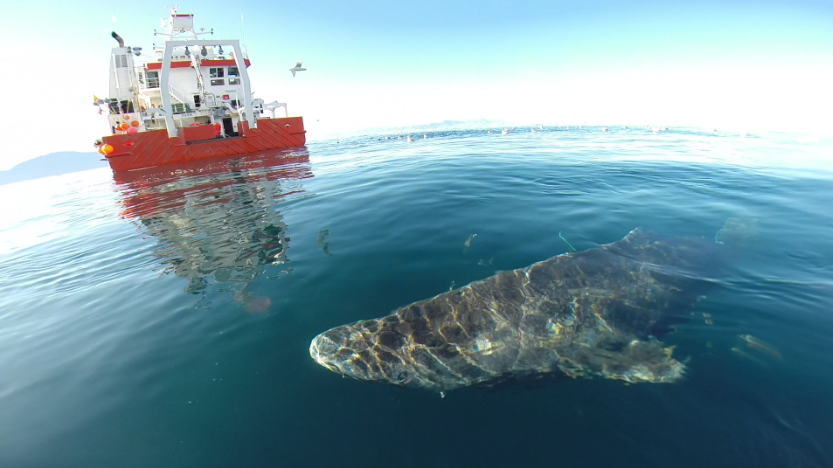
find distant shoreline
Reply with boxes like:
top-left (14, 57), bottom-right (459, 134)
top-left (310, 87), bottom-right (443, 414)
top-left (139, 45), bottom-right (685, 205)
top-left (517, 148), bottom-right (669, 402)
top-left (0, 152), bottom-right (107, 186)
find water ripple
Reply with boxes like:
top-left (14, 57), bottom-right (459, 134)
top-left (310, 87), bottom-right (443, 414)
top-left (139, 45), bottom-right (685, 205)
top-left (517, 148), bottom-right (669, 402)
top-left (1, 130), bottom-right (832, 467)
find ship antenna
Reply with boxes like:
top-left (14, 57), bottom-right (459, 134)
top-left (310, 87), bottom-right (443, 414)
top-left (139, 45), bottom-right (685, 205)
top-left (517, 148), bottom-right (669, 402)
top-left (241, 13), bottom-right (245, 46)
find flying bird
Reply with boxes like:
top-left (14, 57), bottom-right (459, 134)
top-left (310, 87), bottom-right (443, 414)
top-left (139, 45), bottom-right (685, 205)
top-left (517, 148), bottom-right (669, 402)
top-left (289, 62), bottom-right (307, 77)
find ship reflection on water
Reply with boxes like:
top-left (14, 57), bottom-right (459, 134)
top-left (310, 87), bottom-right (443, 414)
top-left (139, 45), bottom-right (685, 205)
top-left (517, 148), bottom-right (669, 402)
top-left (112, 150), bottom-right (314, 311)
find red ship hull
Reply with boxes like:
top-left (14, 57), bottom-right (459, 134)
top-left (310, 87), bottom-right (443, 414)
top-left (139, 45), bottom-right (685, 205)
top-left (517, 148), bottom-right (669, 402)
top-left (102, 116), bottom-right (306, 172)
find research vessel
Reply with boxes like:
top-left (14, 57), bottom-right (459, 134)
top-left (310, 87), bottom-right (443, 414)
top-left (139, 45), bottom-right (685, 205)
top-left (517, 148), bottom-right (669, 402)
top-left (94, 7), bottom-right (306, 172)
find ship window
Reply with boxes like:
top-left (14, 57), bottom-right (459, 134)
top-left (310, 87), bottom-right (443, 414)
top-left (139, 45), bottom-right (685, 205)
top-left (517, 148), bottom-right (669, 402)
top-left (211, 79), bottom-right (225, 86)
top-left (228, 67), bottom-right (239, 76)
top-left (210, 67), bottom-right (224, 78)
top-left (229, 78), bottom-right (241, 85)
top-left (114, 54), bottom-right (128, 68)
top-left (146, 71), bottom-right (159, 88)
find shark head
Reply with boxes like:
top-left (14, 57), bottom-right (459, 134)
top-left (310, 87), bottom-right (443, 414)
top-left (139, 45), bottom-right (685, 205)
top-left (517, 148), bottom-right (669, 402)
top-left (309, 319), bottom-right (423, 388)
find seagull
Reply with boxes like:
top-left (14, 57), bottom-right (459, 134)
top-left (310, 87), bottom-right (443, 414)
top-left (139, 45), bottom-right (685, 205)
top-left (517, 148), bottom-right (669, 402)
top-left (289, 62), bottom-right (306, 77)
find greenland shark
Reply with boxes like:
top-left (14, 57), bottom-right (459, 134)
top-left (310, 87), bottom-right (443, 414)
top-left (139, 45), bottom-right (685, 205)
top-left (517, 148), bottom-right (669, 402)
top-left (310, 226), bottom-right (739, 392)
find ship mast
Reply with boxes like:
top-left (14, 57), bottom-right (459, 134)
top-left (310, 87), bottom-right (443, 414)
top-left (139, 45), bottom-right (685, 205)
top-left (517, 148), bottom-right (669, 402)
top-left (150, 6), bottom-right (257, 138)
top-left (154, 7), bottom-right (211, 130)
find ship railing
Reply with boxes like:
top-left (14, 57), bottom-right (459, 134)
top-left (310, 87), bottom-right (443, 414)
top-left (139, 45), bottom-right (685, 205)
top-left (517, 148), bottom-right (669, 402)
top-left (168, 84), bottom-right (189, 105)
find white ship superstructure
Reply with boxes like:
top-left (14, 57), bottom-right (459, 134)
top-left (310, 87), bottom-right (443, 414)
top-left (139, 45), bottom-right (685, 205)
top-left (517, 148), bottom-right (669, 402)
top-left (94, 7), bottom-right (304, 172)
top-left (98, 7), bottom-right (288, 140)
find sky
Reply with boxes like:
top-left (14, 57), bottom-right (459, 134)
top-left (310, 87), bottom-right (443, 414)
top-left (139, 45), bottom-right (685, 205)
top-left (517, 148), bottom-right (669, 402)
top-left (1, 0), bottom-right (832, 169)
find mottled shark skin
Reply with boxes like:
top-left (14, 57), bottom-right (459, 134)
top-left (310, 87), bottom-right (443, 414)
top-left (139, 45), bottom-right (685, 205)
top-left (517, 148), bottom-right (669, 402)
top-left (310, 228), bottom-right (724, 392)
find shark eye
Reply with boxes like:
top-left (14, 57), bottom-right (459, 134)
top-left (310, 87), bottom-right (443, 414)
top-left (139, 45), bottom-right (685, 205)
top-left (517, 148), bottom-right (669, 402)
top-left (396, 372), bottom-right (408, 382)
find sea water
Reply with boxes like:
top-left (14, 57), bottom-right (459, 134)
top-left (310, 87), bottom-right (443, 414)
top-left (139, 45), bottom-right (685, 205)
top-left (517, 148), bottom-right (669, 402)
top-left (1, 127), bottom-right (832, 467)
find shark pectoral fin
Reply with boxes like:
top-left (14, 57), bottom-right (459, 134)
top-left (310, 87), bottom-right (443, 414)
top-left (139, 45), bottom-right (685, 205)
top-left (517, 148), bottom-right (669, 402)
top-left (601, 339), bottom-right (685, 383)
top-left (715, 217), bottom-right (758, 247)
top-left (556, 358), bottom-right (585, 379)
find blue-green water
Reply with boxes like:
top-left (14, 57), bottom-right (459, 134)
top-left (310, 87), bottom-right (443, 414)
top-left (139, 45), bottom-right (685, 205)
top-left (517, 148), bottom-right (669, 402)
top-left (1, 127), bottom-right (832, 467)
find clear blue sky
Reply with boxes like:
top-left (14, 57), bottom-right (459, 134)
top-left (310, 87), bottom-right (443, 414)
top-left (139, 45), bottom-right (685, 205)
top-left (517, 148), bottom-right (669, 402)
top-left (1, 0), bottom-right (831, 168)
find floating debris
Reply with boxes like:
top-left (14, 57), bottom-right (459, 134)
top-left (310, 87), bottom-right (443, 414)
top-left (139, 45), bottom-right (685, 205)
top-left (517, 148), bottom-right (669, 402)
top-left (449, 281), bottom-right (456, 291)
top-left (739, 335), bottom-right (782, 360)
top-left (731, 346), bottom-right (768, 367)
top-left (317, 230), bottom-right (332, 256)
top-left (559, 231), bottom-right (576, 252)
top-left (243, 296), bottom-right (272, 314)
top-left (463, 234), bottom-right (477, 252)
top-left (702, 312), bottom-right (713, 325)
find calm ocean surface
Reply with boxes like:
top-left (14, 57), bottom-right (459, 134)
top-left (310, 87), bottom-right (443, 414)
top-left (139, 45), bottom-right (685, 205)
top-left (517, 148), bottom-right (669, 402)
top-left (1, 127), bottom-right (832, 467)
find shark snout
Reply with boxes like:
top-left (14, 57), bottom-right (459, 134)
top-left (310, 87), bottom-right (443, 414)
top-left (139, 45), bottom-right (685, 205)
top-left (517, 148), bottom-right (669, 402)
top-left (310, 328), bottom-right (401, 384)
top-left (309, 331), bottom-right (372, 380)
top-left (309, 333), bottom-right (341, 373)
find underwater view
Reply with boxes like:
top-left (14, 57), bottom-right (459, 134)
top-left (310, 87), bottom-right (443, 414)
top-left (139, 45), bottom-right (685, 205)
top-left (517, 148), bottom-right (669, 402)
top-left (1, 127), bottom-right (833, 467)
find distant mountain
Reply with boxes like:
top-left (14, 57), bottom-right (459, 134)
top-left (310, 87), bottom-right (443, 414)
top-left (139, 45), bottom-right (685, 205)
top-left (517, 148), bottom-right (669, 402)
top-left (0, 152), bottom-right (108, 186)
